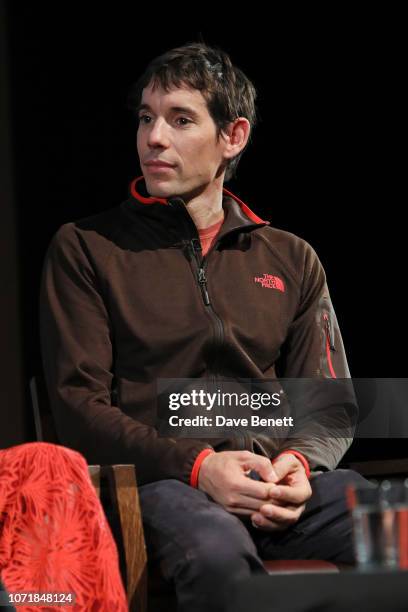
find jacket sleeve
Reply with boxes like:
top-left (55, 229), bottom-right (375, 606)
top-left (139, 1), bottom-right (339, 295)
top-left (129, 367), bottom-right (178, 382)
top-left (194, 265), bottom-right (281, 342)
top-left (39, 223), bottom-right (211, 485)
top-left (263, 240), bottom-right (356, 472)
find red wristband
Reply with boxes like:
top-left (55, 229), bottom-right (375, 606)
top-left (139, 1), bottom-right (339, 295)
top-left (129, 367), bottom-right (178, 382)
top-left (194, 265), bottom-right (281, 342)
top-left (190, 448), bottom-right (215, 488)
top-left (273, 450), bottom-right (311, 479)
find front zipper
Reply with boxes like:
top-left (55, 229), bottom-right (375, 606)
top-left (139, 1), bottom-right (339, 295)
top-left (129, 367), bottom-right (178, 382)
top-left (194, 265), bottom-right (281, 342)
top-left (190, 239), bottom-right (211, 306)
top-left (188, 238), bottom-right (225, 375)
top-left (197, 267), bottom-right (210, 306)
top-left (171, 201), bottom-right (226, 378)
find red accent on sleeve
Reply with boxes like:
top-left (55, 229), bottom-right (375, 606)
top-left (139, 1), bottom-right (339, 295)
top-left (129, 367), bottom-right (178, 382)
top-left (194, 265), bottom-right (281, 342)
top-left (273, 450), bottom-right (311, 479)
top-left (190, 448), bottom-right (215, 488)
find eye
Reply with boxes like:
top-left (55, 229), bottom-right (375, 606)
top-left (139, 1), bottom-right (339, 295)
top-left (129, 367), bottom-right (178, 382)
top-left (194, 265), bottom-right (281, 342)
top-left (175, 117), bottom-right (192, 126)
top-left (138, 115), bottom-right (152, 124)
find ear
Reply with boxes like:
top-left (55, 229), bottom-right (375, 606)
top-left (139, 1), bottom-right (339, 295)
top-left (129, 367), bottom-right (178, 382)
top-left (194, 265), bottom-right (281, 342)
top-left (221, 118), bottom-right (251, 160)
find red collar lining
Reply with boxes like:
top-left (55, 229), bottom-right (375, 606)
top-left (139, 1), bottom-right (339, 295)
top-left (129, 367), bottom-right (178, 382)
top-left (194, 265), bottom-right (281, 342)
top-left (130, 177), bottom-right (168, 204)
top-left (130, 176), bottom-right (267, 225)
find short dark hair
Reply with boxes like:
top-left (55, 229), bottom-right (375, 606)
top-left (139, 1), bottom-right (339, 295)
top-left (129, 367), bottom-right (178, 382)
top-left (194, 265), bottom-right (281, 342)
top-left (127, 42), bottom-right (257, 182)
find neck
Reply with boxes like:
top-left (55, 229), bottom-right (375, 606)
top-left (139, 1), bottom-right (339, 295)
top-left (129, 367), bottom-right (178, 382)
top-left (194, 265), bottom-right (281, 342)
top-left (181, 177), bottom-right (225, 230)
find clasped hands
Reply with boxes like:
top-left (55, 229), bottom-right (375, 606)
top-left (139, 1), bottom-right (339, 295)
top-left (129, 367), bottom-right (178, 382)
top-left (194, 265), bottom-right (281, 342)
top-left (198, 450), bottom-right (312, 531)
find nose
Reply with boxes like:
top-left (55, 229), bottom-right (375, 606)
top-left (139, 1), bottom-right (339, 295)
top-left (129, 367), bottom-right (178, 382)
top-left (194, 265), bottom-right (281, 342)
top-left (147, 117), bottom-right (170, 149)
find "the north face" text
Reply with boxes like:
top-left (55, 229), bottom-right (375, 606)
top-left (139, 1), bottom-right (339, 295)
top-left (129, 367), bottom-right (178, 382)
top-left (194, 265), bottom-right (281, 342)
top-left (254, 274), bottom-right (285, 292)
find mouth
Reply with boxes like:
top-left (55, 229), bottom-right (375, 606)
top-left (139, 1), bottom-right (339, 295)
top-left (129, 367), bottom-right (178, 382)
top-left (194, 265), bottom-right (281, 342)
top-left (144, 163), bottom-right (176, 173)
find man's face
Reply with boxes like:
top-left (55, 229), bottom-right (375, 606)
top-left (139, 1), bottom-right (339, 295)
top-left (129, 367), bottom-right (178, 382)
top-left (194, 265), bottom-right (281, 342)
top-left (137, 82), bottom-right (228, 200)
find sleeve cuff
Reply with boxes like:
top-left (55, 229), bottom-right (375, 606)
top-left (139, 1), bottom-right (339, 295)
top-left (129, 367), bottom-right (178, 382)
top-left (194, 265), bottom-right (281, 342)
top-left (273, 450), bottom-right (311, 479)
top-left (190, 448), bottom-right (215, 488)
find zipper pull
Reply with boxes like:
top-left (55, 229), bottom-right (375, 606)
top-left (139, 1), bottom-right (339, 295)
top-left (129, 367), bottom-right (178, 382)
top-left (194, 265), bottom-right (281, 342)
top-left (190, 238), bottom-right (202, 254)
top-left (323, 313), bottom-right (336, 351)
top-left (197, 268), bottom-right (211, 306)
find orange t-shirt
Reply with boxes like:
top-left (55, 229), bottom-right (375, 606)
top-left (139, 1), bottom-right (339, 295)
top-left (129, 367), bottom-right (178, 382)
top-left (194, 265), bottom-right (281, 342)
top-left (197, 217), bottom-right (224, 256)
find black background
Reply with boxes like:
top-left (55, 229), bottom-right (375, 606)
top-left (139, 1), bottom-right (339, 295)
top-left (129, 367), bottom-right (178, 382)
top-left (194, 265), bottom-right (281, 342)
top-left (4, 5), bottom-right (404, 457)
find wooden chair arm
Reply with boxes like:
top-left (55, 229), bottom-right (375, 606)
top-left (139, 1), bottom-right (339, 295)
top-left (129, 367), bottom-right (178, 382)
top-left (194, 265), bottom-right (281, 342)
top-left (88, 465), bottom-right (100, 496)
top-left (88, 464), bottom-right (147, 612)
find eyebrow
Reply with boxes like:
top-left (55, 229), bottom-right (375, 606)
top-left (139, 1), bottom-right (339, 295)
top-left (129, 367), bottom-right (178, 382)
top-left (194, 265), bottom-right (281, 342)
top-left (136, 103), bottom-right (200, 120)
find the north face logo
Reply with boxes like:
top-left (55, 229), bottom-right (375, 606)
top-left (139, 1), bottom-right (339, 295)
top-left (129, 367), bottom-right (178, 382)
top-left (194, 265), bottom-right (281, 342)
top-left (254, 273), bottom-right (285, 292)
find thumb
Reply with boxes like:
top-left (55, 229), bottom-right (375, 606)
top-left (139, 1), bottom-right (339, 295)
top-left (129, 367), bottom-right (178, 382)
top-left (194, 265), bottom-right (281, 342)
top-left (271, 453), bottom-right (298, 481)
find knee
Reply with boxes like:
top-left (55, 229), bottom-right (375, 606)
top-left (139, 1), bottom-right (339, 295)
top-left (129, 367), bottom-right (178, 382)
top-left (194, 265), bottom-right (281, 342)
top-left (309, 469), bottom-right (374, 508)
top-left (328, 468), bottom-right (374, 489)
top-left (189, 512), bottom-right (257, 575)
top-left (312, 468), bottom-right (372, 490)
top-left (139, 480), bottom-right (259, 568)
top-left (139, 479), bottom-right (204, 510)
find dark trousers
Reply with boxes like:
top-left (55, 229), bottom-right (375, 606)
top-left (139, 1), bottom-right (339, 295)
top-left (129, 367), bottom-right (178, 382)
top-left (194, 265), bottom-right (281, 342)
top-left (139, 469), bottom-right (370, 612)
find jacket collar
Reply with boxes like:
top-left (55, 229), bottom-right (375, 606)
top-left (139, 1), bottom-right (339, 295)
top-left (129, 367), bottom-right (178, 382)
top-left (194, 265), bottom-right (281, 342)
top-left (129, 176), bottom-right (270, 238)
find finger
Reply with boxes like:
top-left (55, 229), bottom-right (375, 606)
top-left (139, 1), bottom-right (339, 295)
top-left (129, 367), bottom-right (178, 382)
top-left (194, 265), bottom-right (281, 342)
top-left (258, 502), bottom-right (305, 524)
top-left (238, 452), bottom-right (279, 483)
top-left (250, 513), bottom-right (284, 531)
top-left (234, 476), bottom-right (274, 501)
top-left (225, 506), bottom-right (258, 516)
top-left (263, 500), bottom-right (300, 511)
top-left (224, 493), bottom-right (269, 512)
top-left (271, 454), bottom-right (300, 481)
top-left (266, 482), bottom-right (312, 505)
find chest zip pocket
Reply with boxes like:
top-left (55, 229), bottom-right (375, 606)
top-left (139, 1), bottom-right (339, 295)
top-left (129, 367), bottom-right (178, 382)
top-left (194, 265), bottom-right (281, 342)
top-left (320, 297), bottom-right (337, 378)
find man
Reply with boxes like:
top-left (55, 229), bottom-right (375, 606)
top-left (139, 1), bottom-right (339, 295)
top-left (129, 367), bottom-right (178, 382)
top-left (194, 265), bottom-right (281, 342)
top-left (40, 43), bottom-right (368, 611)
